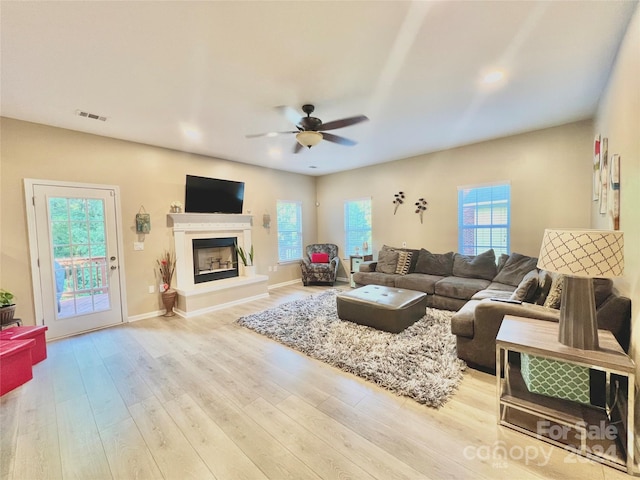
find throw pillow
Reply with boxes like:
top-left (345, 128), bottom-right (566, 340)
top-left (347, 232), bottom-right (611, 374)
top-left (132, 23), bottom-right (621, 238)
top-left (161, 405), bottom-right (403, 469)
top-left (395, 251), bottom-right (413, 275)
top-left (533, 270), bottom-right (553, 305)
top-left (414, 249), bottom-right (454, 276)
top-left (310, 252), bottom-right (329, 263)
top-left (509, 270), bottom-right (539, 302)
top-left (375, 249), bottom-right (399, 274)
top-left (543, 274), bottom-right (564, 309)
top-left (493, 253), bottom-right (539, 287)
top-left (452, 249), bottom-right (497, 281)
top-left (496, 253), bottom-right (509, 274)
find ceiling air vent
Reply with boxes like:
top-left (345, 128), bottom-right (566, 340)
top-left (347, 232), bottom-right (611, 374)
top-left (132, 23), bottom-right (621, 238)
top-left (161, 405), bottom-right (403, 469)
top-left (75, 110), bottom-right (107, 121)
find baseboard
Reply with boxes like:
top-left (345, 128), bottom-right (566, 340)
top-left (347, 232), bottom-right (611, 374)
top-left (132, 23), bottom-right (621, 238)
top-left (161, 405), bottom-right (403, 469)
top-left (128, 310), bottom-right (169, 322)
top-left (268, 278), bottom-right (302, 290)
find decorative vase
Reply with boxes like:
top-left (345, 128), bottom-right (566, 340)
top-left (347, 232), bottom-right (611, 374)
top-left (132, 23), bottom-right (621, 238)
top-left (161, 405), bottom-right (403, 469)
top-left (245, 265), bottom-right (256, 277)
top-left (161, 289), bottom-right (177, 317)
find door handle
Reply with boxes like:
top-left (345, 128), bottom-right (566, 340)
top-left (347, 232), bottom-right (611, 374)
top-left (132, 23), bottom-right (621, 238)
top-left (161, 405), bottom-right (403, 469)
top-left (110, 265), bottom-right (118, 270)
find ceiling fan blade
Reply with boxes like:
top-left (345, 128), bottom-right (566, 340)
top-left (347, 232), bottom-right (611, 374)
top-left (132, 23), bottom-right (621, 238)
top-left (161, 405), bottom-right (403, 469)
top-left (318, 115), bottom-right (369, 131)
top-left (293, 141), bottom-right (304, 154)
top-left (276, 105), bottom-right (303, 126)
top-left (245, 131), bottom-right (298, 139)
top-left (321, 132), bottom-right (357, 146)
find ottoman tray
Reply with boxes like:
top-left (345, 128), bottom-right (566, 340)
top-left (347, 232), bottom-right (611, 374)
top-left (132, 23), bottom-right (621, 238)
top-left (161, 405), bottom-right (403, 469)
top-left (337, 285), bottom-right (427, 333)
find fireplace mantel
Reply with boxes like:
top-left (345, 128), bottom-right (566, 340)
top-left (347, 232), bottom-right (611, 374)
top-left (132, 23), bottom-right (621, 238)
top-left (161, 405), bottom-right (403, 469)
top-left (167, 213), bottom-right (253, 231)
top-left (167, 213), bottom-right (268, 317)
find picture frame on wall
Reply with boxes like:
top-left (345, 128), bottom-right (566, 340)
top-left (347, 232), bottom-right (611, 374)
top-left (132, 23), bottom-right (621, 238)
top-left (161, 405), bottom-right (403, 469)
top-left (609, 154), bottom-right (620, 230)
top-left (599, 137), bottom-right (608, 215)
top-left (593, 134), bottom-right (601, 201)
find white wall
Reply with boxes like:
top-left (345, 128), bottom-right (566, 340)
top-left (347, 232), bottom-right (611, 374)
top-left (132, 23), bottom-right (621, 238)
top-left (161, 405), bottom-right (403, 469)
top-left (317, 121), bottom-right (593, 276)
top-left (593, 4), bottom-right (640, 391)
top-left (0, 118), bottom-right (317, 321)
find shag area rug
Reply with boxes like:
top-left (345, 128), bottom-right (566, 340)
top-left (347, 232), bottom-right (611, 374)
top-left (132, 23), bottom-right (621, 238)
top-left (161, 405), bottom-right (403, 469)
top-left (237, 290), bottom-right (466, 407)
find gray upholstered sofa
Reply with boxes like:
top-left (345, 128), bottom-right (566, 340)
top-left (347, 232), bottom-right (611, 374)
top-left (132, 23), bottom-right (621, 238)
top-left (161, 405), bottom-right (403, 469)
top-left (353, 245), bottom-right (516, 310)
top-left (353, 245), bottom-right (631, 371)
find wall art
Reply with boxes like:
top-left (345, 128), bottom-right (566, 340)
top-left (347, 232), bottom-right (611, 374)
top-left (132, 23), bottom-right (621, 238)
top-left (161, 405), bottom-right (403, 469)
top-left (599, 138), bottom-right (609, 215)
top-left (593, 134), bottom-right (601, 201)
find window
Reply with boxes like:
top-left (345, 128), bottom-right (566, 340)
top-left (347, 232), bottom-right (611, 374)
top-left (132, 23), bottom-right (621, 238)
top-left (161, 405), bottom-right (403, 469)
top-left (276, 200), bottom-right (302, 262)
top-left (458, 183), bottom-right (510, 257)
top-left (344, 197), bottom-right (372, 256)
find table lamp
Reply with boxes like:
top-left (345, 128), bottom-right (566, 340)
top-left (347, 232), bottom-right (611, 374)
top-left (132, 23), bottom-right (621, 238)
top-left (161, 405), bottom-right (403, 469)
top-left (537, 229), bottom-right (624, 350)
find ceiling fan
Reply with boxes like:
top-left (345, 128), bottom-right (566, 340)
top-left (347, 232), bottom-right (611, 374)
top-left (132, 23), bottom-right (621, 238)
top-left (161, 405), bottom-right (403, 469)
top-left (246, 104), bottom-right (369, 153)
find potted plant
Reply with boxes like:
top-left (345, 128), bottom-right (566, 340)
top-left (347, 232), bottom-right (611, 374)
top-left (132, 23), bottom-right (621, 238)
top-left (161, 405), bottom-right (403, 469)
top-left (235, 242), bottom-right (255, 276)
top-left (0, 289), bottom-right (16, 326)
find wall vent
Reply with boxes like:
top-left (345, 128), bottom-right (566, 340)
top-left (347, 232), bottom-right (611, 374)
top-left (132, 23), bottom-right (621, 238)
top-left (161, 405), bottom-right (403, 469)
top-left (76, 110), bottom-right (107, 121)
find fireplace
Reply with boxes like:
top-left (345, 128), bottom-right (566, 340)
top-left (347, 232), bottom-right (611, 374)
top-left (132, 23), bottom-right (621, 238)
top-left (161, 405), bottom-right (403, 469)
top-left (192, 237), bottom-right (238, 284)
top-left (168, 213), bottom-right (268, 318)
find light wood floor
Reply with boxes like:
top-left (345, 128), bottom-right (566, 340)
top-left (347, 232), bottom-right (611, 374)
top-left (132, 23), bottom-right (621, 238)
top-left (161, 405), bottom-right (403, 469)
top-left (0, 282), bottom-right (630, 480)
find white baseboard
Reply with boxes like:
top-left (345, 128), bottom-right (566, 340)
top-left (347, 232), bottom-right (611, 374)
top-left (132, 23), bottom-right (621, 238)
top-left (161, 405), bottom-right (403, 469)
top-left (268, 278), bottom-right (302, 290)
top-left (128, 310), bottom-right (169, 322)
top-left (174, 292), bottom-right (270, 318)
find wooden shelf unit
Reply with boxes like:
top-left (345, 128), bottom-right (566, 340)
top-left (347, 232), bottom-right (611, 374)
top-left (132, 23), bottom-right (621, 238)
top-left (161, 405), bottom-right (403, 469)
top-left (496, 316), bottom-right (635, 473)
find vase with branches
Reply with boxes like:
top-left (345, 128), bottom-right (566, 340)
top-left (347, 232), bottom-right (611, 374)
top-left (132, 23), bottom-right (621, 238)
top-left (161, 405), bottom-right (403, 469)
top-left (157, 250), bottom-right (176, 293)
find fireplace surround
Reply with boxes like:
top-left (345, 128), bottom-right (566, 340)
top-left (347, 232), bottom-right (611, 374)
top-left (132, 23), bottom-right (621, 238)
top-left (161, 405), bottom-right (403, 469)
top-left (167, 213), bottom-right (268, 317)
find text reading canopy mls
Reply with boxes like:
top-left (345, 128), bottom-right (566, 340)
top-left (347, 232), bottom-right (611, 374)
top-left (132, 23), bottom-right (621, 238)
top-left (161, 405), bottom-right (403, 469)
top-left (184, 175), bottom-right (245, 214)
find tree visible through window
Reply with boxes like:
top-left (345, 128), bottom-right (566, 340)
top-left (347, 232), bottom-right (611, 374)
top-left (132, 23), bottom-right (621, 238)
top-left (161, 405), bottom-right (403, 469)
top-left (276, 200), bottom-right (302, 261)
top-left (458, 184), bottom-right (510, 257)
top-left (344, 197), bottom-right (372, 256)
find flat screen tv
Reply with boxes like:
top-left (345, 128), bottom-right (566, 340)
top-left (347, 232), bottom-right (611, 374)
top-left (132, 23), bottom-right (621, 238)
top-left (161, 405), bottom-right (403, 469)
top-left (184, 175), bottom-right (245, 214)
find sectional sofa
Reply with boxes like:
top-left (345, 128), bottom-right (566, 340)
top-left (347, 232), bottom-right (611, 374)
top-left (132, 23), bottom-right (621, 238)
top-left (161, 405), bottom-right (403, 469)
top-left (353, 245), bottom-right (631, 371)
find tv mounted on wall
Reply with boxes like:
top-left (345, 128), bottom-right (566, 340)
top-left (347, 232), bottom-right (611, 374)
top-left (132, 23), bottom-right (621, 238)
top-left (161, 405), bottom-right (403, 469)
top-left (184, 175), bottom-right (245, 214)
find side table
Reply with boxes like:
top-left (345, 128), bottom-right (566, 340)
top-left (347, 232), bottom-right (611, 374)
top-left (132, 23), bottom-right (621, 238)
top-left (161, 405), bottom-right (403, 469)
top-left (496, 315), bottom-right (635, 473)
top-left (349, 255), bottom-right (373, 287)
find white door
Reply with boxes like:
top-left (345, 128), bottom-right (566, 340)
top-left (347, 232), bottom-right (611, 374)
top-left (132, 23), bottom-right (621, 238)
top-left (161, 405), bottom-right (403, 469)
top-left (28, 182), bottom-right (125, 339)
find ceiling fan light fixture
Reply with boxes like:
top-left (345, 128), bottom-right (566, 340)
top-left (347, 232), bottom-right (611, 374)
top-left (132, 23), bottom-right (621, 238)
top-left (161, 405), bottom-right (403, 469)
top-left (296, 131), bottom-right (323, 148)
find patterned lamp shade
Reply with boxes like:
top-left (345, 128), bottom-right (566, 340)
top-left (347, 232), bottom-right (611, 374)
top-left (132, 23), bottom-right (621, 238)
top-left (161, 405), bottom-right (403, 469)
top-left (537, 229), bottom-right (624, 278)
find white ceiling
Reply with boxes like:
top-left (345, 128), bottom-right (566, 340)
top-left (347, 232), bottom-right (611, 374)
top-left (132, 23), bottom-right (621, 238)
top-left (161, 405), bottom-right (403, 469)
top-left (1, 1), bottom-right (637, 176)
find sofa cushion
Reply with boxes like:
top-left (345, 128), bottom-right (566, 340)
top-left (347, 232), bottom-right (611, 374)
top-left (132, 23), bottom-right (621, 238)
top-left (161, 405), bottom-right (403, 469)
top-left (382, 245), bottom-right (420, 273)
top-left (543, 274), bottom-right (563, 309)
top-left (435, 276), bottom-right (491, 300)
top-left (376, 249), bottom-right (399, 274)
top-left (415, 249), bottom-right (454, 276)
top-left (496, 253), bottom-right (509, 274)
top-left (452, 250), bottom-right (497, 281)
top-left (492, 252), bottom-right (539, 286)
top-left (509, 270), bottom-right (539, 302)
top-left (450, 300), bottom-right (479, 338)
top-left (533, 270), bottom-right (554, 305)
top-left (394, 273), bottom-right (444, 295)
top-left (594, 278), bottom-right (613, 308)
top-left (395, 251), bottom-right (413, 275)
top-left (353, 271), bottom-right (397, 287)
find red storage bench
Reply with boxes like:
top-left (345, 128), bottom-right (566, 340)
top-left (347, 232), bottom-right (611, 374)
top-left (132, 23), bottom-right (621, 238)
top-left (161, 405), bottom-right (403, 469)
top-left (0, 339), bottom-right (35, 395)
top-left (0, 326), bottom-right (48, 364)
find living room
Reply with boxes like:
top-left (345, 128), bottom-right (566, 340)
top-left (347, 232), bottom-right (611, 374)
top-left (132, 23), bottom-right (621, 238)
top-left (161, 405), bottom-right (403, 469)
top-left (1, 1), bottom-right (639, 478)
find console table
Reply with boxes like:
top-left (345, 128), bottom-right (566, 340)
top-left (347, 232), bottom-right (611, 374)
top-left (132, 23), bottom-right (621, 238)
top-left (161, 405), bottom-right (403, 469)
top-left (496, 316), bottom-right (635, 473)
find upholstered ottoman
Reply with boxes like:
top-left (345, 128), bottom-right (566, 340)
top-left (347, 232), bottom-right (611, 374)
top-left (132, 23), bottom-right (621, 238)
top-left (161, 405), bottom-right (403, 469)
top-left (337, 285), bottom-right (427, 333)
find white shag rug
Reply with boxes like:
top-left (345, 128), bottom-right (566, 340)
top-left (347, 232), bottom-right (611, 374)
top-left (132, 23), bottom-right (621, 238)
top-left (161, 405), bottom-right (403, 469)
top-left (237, 289), bottom-right (466, 407)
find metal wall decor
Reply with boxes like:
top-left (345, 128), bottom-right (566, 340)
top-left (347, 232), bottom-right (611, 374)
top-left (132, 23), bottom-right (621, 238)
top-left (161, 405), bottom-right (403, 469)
top-left (415, 198), bottom-right (428, 223)
top-left (136, 205), bottom-right (151, 233)
top-left (393, 191), bottom-right (405, 214)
